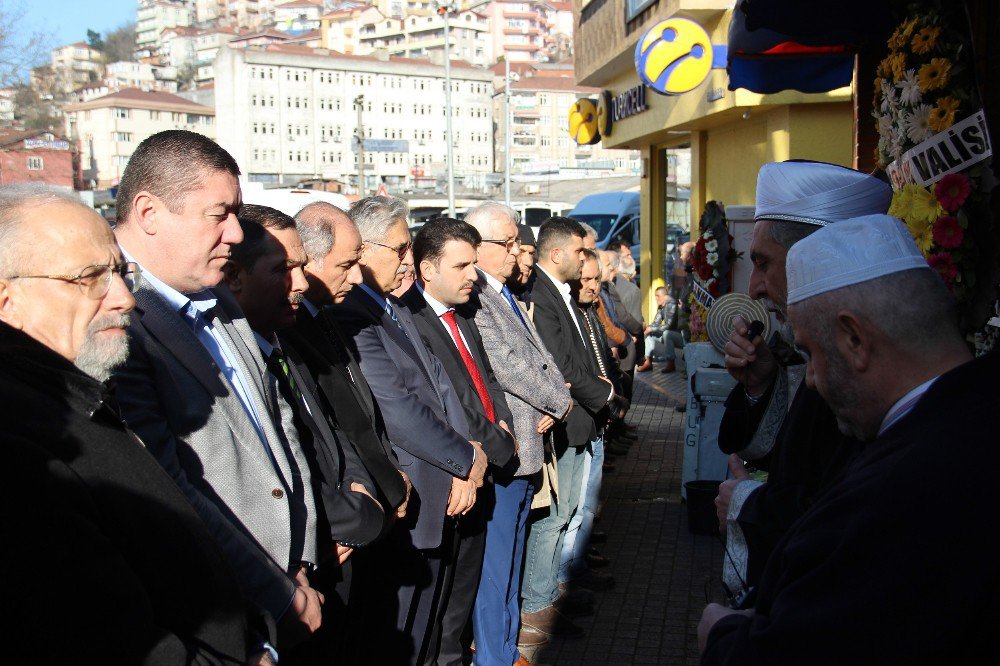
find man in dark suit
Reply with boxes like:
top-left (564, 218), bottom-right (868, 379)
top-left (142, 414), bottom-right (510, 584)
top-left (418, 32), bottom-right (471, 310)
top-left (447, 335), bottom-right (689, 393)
top-left (331, 196), bottom-right (489, 665)
top-left (520, 217), bottom-right (629, 644)
top-left (400, 218), bottom-right (519, 665)
top-left (113, 131), bottom-right (323, 648)
top-left (0, 183), bottom-right (271, 664)
top-left (290, 201), bottom-right (409, 518)
top-left (224, 204), bottom-right (388, 663)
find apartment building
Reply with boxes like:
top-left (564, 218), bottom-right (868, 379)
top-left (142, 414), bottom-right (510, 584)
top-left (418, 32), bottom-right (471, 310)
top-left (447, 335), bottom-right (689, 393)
top-left (272, 0), bottom-right (325, 31)
top-left (483, 0), bottom-right (568, 62)
top-left (50, 43), bottom-right (105, 94)
top-left (0, 130), bottom-right (74, 188)
top-left (495, 68), bottom-right (639, 175)
top-left (196, 0), bottom-right (277, 28)
top-left (194, 26), bottom-right (239, 81)
top-left (136, 0), bottom-right (196, 57)
top-left (63, 88), bottom-right (215, 187)
top-left (215, 44), bottom-right (494, 189)
top-left (357, 7), bottom-right (493, 67)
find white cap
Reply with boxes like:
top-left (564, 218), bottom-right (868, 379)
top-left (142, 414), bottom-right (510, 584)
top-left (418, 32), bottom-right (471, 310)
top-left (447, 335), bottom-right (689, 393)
top-left (755, 161), bottom-right (893, 227)
top-left (786, 214), bottom-right (930, 306)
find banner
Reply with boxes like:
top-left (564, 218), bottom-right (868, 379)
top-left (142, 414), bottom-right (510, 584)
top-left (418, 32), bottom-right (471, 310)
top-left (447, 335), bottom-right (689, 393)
top-left (887, 109), bottom-right (992, 190)
top-left (692, 281), bottom-right (716, 309)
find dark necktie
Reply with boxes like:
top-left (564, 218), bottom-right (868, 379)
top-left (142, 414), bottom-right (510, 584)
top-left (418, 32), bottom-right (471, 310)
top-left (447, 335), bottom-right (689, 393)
top-left (441, 309), bottom-right (495, 422)
top-left (501, 284), bottom-right (529, 330)
top-left (580, 307), bottom-right (608, 378)
top-left (267, 347), bottom-right (303, 403)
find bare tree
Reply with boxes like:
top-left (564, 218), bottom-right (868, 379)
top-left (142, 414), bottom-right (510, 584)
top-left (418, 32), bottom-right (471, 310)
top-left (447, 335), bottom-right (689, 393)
top-left (102, 22), bottom-right (136, 63)
top-left (0, 1), bottom-right (53, 86)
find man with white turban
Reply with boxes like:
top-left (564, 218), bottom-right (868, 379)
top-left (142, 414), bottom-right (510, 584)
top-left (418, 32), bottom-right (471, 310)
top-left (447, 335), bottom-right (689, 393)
top-left (714, 161), bottom-right (892, 597)
top-left (699, 214), bottom-right (998, 664)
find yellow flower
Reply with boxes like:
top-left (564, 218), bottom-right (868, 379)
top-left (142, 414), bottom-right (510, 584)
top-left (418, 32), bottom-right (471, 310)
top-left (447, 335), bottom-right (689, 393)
top-left (906, 216), bottom-right (935, 255)
top-left (910, 184), bottom-right (945, 224)
top-left (888, 187), bottom-right (913, 219)
top-left (911, 26), bottom-right (940, 54)
top-left (888, 52), bottom-right (907, 81)
top-left (888, 27), bottom-right (907, 50)
top-left (876, 57), bottom-right (891, 78)
top-left (917, 58), bottom-right (951, 92)
top-left (928, 96), bottom-right (960, 132)
top-left (900, 17), bottom-right (919, 39)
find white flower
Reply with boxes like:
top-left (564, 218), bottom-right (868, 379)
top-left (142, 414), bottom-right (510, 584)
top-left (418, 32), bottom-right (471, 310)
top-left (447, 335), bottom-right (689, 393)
top-left (706, 251), bottom-right (719, 265)
top-left (702, 230), bottom-right (714, 240)
top-left (896, 69), bottom-right (922, 106)
top-left (877, 113), bottom-right (893, 138)
top-left (903, 104), bottom-right (933, 143)
top-left (880, 80), bottom-right (897, 113)
top-left (705, 239), bottom-right (718, 252)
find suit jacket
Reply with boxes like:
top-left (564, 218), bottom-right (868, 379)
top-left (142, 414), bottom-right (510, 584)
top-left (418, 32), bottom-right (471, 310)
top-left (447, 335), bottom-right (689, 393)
top-left (524, 269), bottom-right (609, 448)
top-left (283, 306), bottom-right (407, 511)
top-left (704, 351), bottom-right (1000, 665)
top-left (278, 338), bottom-right (387, 549)
top-left (400, 283), bottom-right (516, 473)
top-left (2, 323), bottom-right (264, 664)
top-left (469, 269), bottom-right (571, 475)
top-left (614, 275), bottom-right (643, 326)
top-left (331, 287), bottom-right (475, 550)
top-left (115, 279), bottom-right (302, 617)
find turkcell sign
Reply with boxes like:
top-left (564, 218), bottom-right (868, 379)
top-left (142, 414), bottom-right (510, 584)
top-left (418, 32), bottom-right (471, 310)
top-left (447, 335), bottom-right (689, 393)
top-left (887, 109), bottom-right (992, 189)
top-left (612, 85), bottom-right (647, 122)
top-left (364, 139), bottom-right (410, 153)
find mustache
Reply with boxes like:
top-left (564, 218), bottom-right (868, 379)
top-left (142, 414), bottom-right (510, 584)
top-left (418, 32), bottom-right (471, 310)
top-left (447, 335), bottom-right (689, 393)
top-left (288, 292), bottom-right (304, 305)
top-left (88, 313), bottom-right (131, 334)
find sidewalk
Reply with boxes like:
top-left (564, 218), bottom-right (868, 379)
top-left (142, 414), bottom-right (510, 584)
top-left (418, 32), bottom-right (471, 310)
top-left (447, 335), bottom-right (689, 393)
top-left (529, 355), bottom-right (727, 665)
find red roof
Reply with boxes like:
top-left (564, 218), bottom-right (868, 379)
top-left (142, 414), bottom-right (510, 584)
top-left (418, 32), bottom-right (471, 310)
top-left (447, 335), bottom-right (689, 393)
top-left (0, 129), bottom-right (68, 149)
top-left (260, 43), bottom-right (482, 70)
top-left (276, 0), bottom-right (322, 7)
top-left (81, 87), bottom-right (213, 110)
top-left (511, 76), bottom-right (596, 93)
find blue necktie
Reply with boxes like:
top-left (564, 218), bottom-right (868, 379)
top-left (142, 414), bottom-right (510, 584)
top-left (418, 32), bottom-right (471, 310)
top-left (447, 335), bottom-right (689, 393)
top-left (501, 285), bottom-right (528, 330)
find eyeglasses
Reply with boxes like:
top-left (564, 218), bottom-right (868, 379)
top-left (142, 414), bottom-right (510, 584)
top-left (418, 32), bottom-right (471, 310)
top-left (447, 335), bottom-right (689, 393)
top-left (367, 240), bottom-right (412, 260)
top-left (4, 262), bottom-right (142, 300)
top-left (481, 238), bottom-right (521, 252)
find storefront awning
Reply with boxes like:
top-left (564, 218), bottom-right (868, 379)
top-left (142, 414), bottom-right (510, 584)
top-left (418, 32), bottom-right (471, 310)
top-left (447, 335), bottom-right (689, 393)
top-left (727, 0), bottom-right (894, 94)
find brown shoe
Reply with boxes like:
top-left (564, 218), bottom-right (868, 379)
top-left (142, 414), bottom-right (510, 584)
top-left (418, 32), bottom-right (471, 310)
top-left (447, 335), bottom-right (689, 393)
top-left (635, 358), bottom-right (652, 372)
top-left (520, 605), bottom-right (585, 639)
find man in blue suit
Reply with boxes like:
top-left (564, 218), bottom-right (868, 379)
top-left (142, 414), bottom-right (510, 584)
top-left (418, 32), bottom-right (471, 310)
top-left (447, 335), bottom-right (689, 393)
top-left (331, 196), bottom-right (491, 665)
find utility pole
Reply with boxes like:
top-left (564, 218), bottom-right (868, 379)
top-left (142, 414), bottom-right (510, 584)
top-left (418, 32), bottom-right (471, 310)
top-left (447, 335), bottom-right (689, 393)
top-left (354, 94), bottom-right (365, 195)
top-left (504, 57), bottom-right (511, 207)
top-left (440, 2), bottom-right (455, 217)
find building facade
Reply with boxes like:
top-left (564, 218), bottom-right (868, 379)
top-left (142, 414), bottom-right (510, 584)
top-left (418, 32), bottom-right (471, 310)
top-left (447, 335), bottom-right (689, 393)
top-left (63, 88), bottom-right (215, 188)
top-left (573, 0), bottom-right (854, 319)
top-left (0, 130), bottom-right (74, 188)
top-left (50, 43), bottom-right (105, 94)
top-left (215, 44), bottom-right (494, 190)
top-left (356, 8), bottom-right (493, 68)
top-left (495, 67), bottom-right (638, 175)
top-left (136, 0), bottom-right (196, 57)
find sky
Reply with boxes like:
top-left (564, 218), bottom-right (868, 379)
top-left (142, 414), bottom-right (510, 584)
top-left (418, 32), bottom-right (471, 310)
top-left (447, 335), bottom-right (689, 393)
top-left (24, 0), bottom-right (137, 52)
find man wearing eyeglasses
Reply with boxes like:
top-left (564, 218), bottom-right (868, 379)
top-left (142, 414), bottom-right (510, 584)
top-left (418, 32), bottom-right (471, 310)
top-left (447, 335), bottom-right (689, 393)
top-left (112, 130), bottom-right (325, 655)
top-left (0, 183), bottom-right (270, 663)
top-left (464, 202), bottom-right (573, 666)
top-left (332, 196), bottom-right (489, 665)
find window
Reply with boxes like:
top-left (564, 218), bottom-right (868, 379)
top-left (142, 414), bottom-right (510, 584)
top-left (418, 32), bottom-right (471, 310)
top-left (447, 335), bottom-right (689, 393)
top-left (112, 132), bottom-right (132, 142)
top-left (113, 108), bottom-right (130, 119)
top-left (26, 157), bottom-right (43, 170)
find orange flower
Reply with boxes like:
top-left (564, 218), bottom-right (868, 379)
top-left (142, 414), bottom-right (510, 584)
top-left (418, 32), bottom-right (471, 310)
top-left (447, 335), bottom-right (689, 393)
top-left (928, 96), bottom-right (960, 132)
top-left (911, 25), bottom-right (940, 54)
top-left (888, 27), bottom-right (907, 50)
top-left (918, 58), bottom-right (951, 92)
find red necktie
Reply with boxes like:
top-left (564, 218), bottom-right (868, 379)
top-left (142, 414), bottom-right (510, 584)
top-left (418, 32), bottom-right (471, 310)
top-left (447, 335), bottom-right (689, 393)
top-left (441, 309), bottom-right (495, 422)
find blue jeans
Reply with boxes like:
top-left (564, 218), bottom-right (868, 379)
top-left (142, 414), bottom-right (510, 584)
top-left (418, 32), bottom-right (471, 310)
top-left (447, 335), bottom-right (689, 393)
top-left (645, 330), bottom-right (685, 361)
top-left (521, 443), bottom-right (587, 613)
top-left (559, 436), bottom-right (603, 583)
top-left (472, 478), bottom-right (533, 666)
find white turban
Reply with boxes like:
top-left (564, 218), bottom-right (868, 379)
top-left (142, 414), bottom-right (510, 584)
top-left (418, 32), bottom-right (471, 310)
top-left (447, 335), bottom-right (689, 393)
top-left (786, 214), bottom-right (930, 306)
top-left (755, 161), bottom-right (893, 227)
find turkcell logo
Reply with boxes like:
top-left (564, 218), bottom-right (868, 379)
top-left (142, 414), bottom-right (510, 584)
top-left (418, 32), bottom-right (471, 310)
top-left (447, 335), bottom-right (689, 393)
top-left (635, 17), bottom-right (726, 96)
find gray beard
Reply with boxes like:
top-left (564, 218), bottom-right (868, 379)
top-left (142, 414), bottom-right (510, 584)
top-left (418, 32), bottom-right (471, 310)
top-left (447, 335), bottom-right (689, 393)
top-left (75, 314), bottom-right (131, 383)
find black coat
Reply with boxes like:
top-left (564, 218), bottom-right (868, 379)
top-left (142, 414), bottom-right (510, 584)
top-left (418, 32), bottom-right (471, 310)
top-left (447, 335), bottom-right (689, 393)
top-left (524, 269), bottom-right (608, 448)
top-left (704, 351), bottom-right (1000, 665)
top-left (0, 323), bottom-right (265, 664)
top-left (283, 305), bottom-right (407, 512)
top-left (718, 380), bottom-right (860, 587)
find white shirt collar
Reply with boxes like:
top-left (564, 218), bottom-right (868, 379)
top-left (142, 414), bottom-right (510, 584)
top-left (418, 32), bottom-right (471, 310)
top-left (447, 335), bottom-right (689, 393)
top-left (878, 376), bottom-right (937, 435)
top-left (478, 267), bottom-right (505, 294)
top-left (121, 246), bottom-right (216, 315)
top-left (536, 264), bottom-right (570, 297)
top-left (417, 283), bottom-right (454, 318)
top-left (254, 331), bottom-right (282, 358)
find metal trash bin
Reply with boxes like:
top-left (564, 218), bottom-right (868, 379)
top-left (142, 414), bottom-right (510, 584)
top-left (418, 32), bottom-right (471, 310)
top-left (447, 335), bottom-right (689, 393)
top-left (682, 342), bottom-right (737, 499)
